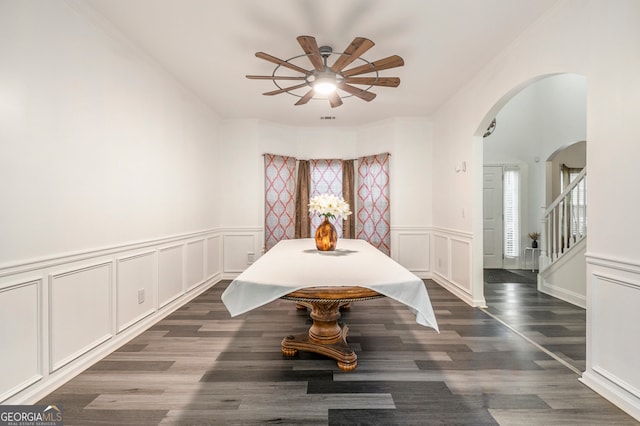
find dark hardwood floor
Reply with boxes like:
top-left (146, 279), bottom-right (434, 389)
top-left (483, 269), bottom-right (586, 372)
top-left (39, 279), bottom-right (636, 425)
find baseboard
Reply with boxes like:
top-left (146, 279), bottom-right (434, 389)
top-left (412, 271), bottom-right (430, 280)
top-left (430, 272), bottom-right (475, 306)
top-left (538, 278), bottom-right (586, 308)
top-left (580, 371), bottom-right (640, 422)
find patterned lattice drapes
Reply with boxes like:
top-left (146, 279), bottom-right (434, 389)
top-left (357, 153), bottom-right (390, 255)
top-left (264, 154), bottom-right (296, 250)
top-left (264, 153), bottom-right (390, 254)
top-left (310, 159), bottom-right (343, 237)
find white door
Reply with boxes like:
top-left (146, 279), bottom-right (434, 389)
top-left (483, 166), bottom-right (503, 268)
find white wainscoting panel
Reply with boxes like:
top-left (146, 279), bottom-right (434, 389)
top-left (430, 228), bottom-right (474, 306)
top-left (206, 235), bottom-right (221, 279)
top-left (158, 244), bottom-right (184, 308)
top-left (394, 230), bottom-right (430, 275)
top-left (0, 279), bottom-right (41, 402)
top-left (591, 273), bottom-right (640, 397)
top-left (223, 233), bottom-right (256, 274)
top-left (433, 234), bottom-right (449, 277)
top-left (185, 239), bottom-right (205, 290)
top-left (582, 255), bottom-right (640, 421)
top-left (116, 252), bottom-right (156, 333)
top-left (49, 262), bottom-right (112, 372)
top-left (0, 229), bottom-right (220, 404)
top-left (538, 238), bottom-right (586, 308)
top-left (451, 239), bottom-right (471, 293)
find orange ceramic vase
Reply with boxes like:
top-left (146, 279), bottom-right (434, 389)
top-left (315, 217), bottom-right (338, 251)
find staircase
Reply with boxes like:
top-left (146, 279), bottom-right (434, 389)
top-left (538, 168), bottom-right (587, 307)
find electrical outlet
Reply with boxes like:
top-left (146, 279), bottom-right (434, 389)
top-left (247, 252), bottom-right (255, 264)
top-left (138, 288), bottom-right (145, 304)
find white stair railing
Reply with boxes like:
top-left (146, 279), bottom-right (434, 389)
top-left (541, 168), bottom-right (587, 268)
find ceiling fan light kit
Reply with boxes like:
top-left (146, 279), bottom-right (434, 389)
top-left (313, 79), bottom-right (337, 95)
top-left (310, 70), bottom-right (342, 95)
top-left (246, 35), bottom-right (404, 108)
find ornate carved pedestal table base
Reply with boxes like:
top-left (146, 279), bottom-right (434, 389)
top-left (281, 286), bottom-right (383, 371)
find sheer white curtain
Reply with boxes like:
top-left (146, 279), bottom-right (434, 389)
top-left (310, 159), bottom-right (343, 237)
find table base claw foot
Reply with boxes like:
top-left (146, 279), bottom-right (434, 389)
top-left (281, 344), bottom-right (298, 357)
top-left (281, 286), bottom-right (383, 372)
top-left (281, 323), bottom-right (357, 371)
top-left (337, 360), bottom-right (357, 371)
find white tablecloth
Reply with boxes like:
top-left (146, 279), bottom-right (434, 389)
top-left (221, 238), bottom-right (438, 331)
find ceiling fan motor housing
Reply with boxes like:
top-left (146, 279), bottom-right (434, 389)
top-left (319, 45), bottom-right (333, 58)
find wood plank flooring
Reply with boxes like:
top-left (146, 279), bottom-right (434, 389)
top-left (38, 279), bottom-right (636, 425)
top-left (483, 269), bottom-right (586, 372)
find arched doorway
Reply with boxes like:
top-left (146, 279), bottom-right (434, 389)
top-left (476, 73), bottom-right (587, 371)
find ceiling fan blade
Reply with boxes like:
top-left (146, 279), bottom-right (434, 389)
top-left (328, 92), bottom-right (343, 108)
top-left (338, 84), bottom-right (377, 102)
top-left (295, 89), bottom-right (315, 106)
top-left (331, 37), bottom-right (375, 72)
top-left (342, 55), bottom-right (405, 77)
top-left (344, 77), bottom-right (400, 87)
top-left (246, 75), bottom-right (307, 81)
top-left (263, 82), bottom-right (309, 96)
top-left (255, 52), bottom-right (310, 75)
top-left (297, 35), bottom-right (325, 72)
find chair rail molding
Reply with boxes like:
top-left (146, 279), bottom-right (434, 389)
top-left (0, 228), bottom-right (223, 279)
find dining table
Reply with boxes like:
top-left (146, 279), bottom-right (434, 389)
top-left (221, 238), bottom-right (438, 371)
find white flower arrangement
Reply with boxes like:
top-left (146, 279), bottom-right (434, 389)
top-left (308, 193), bottom-right (352, 220)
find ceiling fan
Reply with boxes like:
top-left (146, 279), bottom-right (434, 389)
top-left (246, 35), bottom-right (404, 108)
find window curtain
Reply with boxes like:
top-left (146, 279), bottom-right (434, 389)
top-left (356, 153), bottom-right (390, 255)
top-left (264, 153), bottom-right (389, 252)
top-left (264, 154), bottom-right (296, 250)
top-left (294, 160), bottom-right (310, 238)
top-left (310, 159), bottom-right (343, 237)
top-left (342, 160), bottom-right (355, 238)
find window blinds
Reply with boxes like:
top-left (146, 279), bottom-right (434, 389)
top-left (503, 167), bottom-right (520, 258)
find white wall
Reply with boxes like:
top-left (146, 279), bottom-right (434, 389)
top-left (0, 1), bottom-right (222, 403)
top-left (356, 118), bottom-right (433, 228)
top-left (0, 1), bottom-right (221, 263)
top-left (431, 0), bottom-right (640, 419)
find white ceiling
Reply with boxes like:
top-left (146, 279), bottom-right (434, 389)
top-left (82, 0), bottom-right (559, 127)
